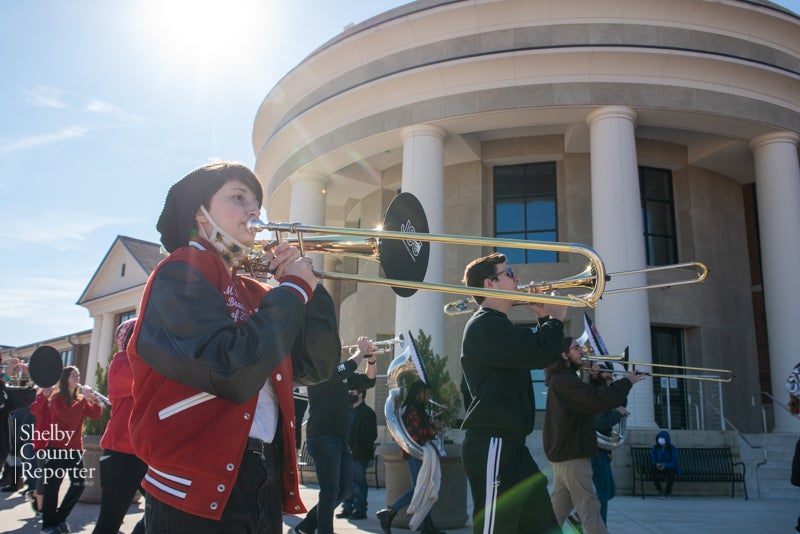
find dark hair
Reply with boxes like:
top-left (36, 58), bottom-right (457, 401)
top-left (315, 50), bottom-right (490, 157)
top-left (157, 162), bottom-right (263, 253)
top-left (56, 365), bottom-right (81, 403)
top-left (544, 336), bottom-right (574, 386)
top-left (462, 253), bottom-right (507, 304)
top-left (404, 380), bottom-right (433, 427)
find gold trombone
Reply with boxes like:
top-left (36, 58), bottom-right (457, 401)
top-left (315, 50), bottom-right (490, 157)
top-left (443, 262), bottom-right (708, 316)
top-left (582, 353), bottom-right (734, 383)
top-left (243, 192), bottom-right (706, 309)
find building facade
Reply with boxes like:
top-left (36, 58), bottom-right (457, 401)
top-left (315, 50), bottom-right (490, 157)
top-left (252, 0), bottom-right (800, 433)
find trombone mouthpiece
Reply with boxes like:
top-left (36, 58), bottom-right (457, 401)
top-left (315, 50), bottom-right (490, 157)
top-left (247, 217), bottom-right (268, 234)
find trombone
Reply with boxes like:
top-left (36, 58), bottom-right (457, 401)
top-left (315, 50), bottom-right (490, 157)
top-left (582, 354), bottom-right (734, 383)
top-left (342, 335), bottom-right (405, 356)
top-left (243, 192), bottom-right (705, 308)
top-left (443, 262), bottom-right (708, 316)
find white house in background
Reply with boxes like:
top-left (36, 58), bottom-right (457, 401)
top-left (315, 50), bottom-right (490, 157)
top-left (75, 236), bottom-right (162, 386)
top-left (0, 236), bottom-right (160, 387)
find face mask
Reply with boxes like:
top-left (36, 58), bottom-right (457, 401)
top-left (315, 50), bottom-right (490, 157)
top-left (348, 393), bottom-right (360, 405)
top-left (198, 205), bottom-right (249, 267)
top-left (657, 437), bottom-right (666, 445)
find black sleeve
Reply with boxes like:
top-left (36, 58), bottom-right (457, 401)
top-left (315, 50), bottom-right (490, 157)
top-left (6, 386), bottom-right (36, 411)
top-left (290, 284), bottom-right (341, 386)
top-left (349, 372), bottom-right (377, 392)
top-left (464, 312), bottom-right (564, 370)
top-left (136, 261), bottom-right (309, 402)
top-left (792, 438), bottom-right (800, 486)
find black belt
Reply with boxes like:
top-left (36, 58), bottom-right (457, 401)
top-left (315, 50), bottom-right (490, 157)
top-left (246, 437), bottom-right (278, 457)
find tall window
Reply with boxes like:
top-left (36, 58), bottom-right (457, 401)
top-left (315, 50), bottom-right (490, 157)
top-left (494, 162), bottom-right (557, 264)
top-left (640, 167), bottom-right (677, 266)
top-left (61, 348), bottom-right (74, 367)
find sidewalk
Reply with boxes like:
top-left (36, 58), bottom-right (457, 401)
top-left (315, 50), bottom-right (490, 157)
top-left (1, 481), bottom-right (796, 533)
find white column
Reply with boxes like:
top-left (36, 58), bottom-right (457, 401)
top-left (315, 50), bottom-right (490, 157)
top-left (586, 106), bottom-right (656, 428)
top-left (86, 313), bottom-right (115, 388)
top-left (289, 171), bottom-right (328, 273)
top-left (750, 131), bottom-right (800, 432)
top-left (396, 125), bottom-right (447, 356)
top-left (86, 314), bottom-right (106, 388)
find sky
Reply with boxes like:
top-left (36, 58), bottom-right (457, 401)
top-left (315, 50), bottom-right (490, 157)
top-left (1, 0), bottom-right (799, 347)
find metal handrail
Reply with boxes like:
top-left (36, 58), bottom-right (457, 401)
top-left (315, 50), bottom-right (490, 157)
top-left (705, 396), bottom-right (767, 498)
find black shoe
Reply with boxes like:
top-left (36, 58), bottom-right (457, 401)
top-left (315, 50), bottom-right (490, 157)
top-left (335, 510), bottom-right (351, 519)
top-left (376, 507), bottom-right (397, 534)
top-left (350, 512), bottom-right (367, 520)
top-left (58, 522), bottom-right (71, 533)
top-left (421, 514), bottom-right (446, 534)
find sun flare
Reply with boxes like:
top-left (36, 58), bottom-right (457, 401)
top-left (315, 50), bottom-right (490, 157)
top-left (142, 0), bottom-right (270, 71)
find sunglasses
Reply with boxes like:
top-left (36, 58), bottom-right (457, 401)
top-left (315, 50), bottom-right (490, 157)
top-left (491, 267), bottom-right (515, 280)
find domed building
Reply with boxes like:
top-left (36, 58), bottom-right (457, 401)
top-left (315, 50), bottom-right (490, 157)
top-left (252, 0), bottom-right (799, 440)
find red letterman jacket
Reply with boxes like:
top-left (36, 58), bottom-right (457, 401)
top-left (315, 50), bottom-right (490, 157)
top-left (128, 240), bottom-right (339, 520)
top-left (99, 350), bottom-right (136, 455)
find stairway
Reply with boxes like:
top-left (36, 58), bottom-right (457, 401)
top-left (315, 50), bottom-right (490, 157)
top-left (740, 433), bottom-right (800, 499)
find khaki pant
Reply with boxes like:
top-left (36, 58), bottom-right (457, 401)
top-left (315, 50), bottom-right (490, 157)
top-left (550, 457), bottom-right (608, 534)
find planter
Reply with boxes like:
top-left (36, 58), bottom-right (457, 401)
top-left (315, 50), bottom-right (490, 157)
top-left (79, 434), bottom-right (102, 503)
top-left (378, 442), bottom-right (468, 530)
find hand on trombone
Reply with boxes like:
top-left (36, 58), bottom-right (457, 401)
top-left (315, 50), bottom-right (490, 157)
top-left (524, 286), bottom-right (568, 321)
top-left (255, 240), bottom-right (317, 288)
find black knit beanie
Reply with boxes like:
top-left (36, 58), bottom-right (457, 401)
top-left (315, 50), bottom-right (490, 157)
top-left (157, 162), bottom-right (263, 253)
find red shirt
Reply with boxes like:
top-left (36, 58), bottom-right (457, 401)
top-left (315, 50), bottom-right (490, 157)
top-left (49, 393), bottom-right (102, 449)
top-left (99, 351), bottom-right (136, 454)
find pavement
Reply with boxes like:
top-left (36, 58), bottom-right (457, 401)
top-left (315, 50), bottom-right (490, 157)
top-left (1, 481), bottom-right (796, 533)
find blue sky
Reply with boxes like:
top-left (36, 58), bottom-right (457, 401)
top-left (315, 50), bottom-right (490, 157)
top-left (1, 0), bottom-right (799, 347)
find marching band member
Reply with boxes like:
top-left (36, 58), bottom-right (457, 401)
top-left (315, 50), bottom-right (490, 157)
top-left (543, 338), bottom-right (644, 534)
top-left (459, 252), bottom-right (567, 534)
top-left (40, 366), bottom-right (102, 534)
top-left (128, 162), bottom-right (340, 533)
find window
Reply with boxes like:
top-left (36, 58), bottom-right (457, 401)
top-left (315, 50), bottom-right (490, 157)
top-left (640, 167), bottom-right (677, 266)
top-left (61, 348), bottom-right (74, 367)
top-left (494, 162), bottom-right (557, 264)
top-left (119, 310), bottom-right (136, 323)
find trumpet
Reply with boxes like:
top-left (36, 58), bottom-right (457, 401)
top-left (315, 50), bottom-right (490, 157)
top-left (79, 384), bottom-right (111, 406)
top-left (342, 334), bottom-right (405, 356)
top-left (443, 262), bottom-right (708, 316)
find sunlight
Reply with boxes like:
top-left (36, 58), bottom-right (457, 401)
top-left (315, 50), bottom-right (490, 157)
top-left (141, 0), bottom-right (276, 74)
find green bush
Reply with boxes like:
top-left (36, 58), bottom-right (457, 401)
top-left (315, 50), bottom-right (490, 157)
top-left (400, 329), bottom-right (462, 432)
top-left (82, 352), bottom-right (112, 436)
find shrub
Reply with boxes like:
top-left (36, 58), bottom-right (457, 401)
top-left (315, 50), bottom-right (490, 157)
top-left (82, 352), bottom-right (112, 436)
top-left (400, 329), bottom-right (462, 432)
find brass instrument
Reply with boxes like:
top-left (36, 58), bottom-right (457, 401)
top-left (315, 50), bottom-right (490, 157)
top-left (341, 335), bottom-right (404, 356)
top-left (443, 262), bottom-right (708, 316)
top-left (598, 416), bottom-right (627, 450)
top-left (384, 331), bottom-right (428, 460)
top-left (582, 354), bottom-right (734, 383)
top-left (244, 192), bottom-right (612, 307)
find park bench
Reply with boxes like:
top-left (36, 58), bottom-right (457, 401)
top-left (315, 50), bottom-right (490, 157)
top-left (630, 446), bottom-right (747, 500)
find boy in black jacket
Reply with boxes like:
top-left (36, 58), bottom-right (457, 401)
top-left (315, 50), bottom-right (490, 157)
top-left (460, 253), bottom-right (567, 534)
